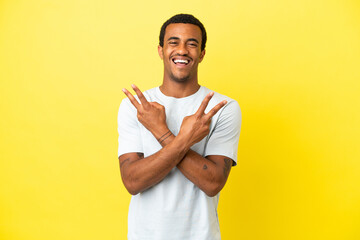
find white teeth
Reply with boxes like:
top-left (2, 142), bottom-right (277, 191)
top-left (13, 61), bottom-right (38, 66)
top-left (173, 59), bottom-right (189, 64)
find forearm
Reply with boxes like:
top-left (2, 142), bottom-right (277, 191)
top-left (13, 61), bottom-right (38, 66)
top-left (120, 86), bottom-right (230, 196)
top-left (120, 134), bottom-right (189, 195)
top-left (158, 132), bottom-right (224, 197)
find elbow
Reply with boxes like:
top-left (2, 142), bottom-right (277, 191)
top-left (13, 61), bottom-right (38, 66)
top-left (124, 182), bottom-right (140, 195)
top-left (122, 177), bottom-right (141, 195)
top-left (205, 190), bottom-right (219, 198)
top-left (205, 187), bottom-right (222, 197)
top-left (203, 180), bottom-right (225, 197)
top-left (127, 189), bottom-right (140, 196)
top-left (120, 168), bottom-right (142, 195)
top-left (124, 184), bottom-right (139, 196)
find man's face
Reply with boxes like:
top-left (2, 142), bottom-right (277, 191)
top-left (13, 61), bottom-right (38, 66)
top-left (158, 23), bottom-right (205, 83)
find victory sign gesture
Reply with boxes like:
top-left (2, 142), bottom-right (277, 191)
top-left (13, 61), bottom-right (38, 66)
top-left (122, 84), bottom-right (227, 146)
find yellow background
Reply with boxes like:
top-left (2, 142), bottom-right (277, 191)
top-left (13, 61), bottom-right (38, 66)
top-left (1, 0), bottom-right (359, 239)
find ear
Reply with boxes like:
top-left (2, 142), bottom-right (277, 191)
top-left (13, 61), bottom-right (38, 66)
top-left (199, 49), bottom-right (206, 63)
top-left (158, 45), bottom-right (164, 60)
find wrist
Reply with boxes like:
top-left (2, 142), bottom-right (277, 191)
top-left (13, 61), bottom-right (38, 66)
top-left (157, 129), bottom-right (172, 145)
top-left (151, 125), bottom-right (170, 140)
top-left (174, 132), bottom-right (192, 153)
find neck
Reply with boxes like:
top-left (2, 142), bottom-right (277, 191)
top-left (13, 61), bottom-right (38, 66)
top-left (159, 79), bottom-right (200, 98)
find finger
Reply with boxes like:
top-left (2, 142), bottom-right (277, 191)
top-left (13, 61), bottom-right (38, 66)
top-left (195, 92), bottom-right (214, 116)
top-left (204, 100), bottom-right (227, 122)
top-left (122, 88), bottom-right (140, 109)
top-left (131, 84), bottom-right (150, 108)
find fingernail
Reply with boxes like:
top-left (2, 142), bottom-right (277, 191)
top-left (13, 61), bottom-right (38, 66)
top-left (131, 84), bottom-right (136, 88)
top-left (122, 88), bottom-right (126, 92)
top-left (223, 100), bottom-right (227, 104)
top-left (210, 92), bottom-right (214, 96)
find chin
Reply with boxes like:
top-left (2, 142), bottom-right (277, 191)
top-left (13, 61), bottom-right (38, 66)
top-left (170, 73), bottom-right (191, 83)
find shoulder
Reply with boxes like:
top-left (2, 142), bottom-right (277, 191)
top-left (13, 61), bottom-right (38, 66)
top-left (118, 97), bottom-right (135, 114)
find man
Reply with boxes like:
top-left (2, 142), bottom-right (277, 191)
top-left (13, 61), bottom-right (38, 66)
top-left (117, 14), bottom-right (241, 240)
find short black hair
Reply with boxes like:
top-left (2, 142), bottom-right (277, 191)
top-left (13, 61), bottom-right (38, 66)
top-left (159, 14), bottom-right (207, 51)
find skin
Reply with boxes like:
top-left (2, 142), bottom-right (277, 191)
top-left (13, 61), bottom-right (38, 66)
top-left (118, 23), bottom-right (233, 197)
top-left (158, 23), bottom-right (205, 98)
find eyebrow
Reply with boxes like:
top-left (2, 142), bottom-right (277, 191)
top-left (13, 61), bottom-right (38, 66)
top-left (187, 38), bottom-right (199, 44)
top-left (167, 37), bottom-right (180, 41)
top-left (167, 37), bottom-right (199, 44)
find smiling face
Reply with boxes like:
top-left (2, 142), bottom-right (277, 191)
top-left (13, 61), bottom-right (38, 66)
top-left (158, 23), bottom-right (206, 83)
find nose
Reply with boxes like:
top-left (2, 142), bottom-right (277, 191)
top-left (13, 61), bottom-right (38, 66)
top-left (176, 42), bottom-right (189, 55)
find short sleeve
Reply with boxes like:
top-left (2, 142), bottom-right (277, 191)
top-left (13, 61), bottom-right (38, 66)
top-left (204, 100), bottom-right (242, 166)
top-left (117, 98), bottom-right (143, 157)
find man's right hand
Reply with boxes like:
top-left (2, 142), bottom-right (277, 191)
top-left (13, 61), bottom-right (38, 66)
top-left (122, 84), bottom-right (169, 139)
top-left (178, 92), bottom-right (227, 147)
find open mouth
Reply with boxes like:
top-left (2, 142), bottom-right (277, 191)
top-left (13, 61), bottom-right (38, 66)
top-left (172, 58), bottom-right (190, 65)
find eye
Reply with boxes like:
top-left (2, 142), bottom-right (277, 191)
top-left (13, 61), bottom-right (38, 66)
top-left (169, 41), bottom-right (177, 45)
top-left (189, 43), bottom-right (198, 47)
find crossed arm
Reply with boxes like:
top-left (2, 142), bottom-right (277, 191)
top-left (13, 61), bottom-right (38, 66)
top-left (118, 85), bottom-right (233, 197)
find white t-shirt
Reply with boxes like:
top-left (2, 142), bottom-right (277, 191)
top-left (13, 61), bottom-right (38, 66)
top-left (117, 86), bottom-right (241, 240)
